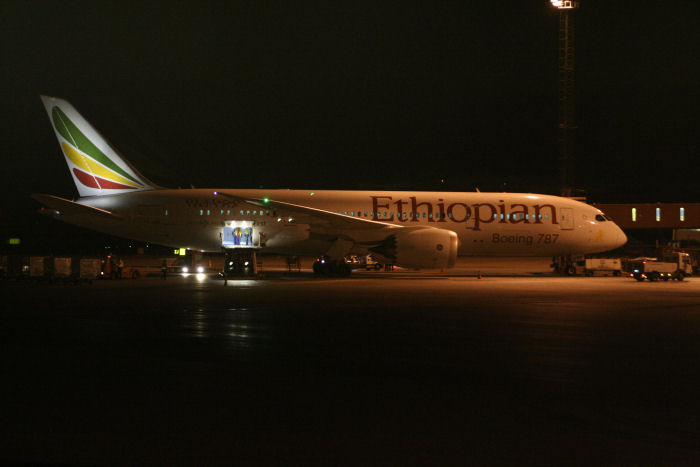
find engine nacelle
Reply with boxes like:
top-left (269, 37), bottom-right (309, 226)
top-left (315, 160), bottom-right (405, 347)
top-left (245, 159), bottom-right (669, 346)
top-left (371, 227), bottom-right (459, 270)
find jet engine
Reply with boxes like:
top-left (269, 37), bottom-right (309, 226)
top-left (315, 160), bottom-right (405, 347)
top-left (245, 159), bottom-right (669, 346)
top-left (369, 227), bottom-right (458, 270)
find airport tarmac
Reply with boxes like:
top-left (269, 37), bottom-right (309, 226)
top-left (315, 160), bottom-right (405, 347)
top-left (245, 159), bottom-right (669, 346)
top-left (2, 273), bottom-right (700, 465)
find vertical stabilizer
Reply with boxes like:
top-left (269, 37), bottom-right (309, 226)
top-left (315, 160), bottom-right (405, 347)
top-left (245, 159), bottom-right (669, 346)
top-left (40, 95), bottom-right (157, 197)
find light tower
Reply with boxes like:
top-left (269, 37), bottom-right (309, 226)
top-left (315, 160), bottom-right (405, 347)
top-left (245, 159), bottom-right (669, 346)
top-left (551, 0), bottom-right (579, 197)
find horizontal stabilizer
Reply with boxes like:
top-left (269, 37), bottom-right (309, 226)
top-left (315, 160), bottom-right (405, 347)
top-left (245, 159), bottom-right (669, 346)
top-left (31, 193), bottom-right (122, 220)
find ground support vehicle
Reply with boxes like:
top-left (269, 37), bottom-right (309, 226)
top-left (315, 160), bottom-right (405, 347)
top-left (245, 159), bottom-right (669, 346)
top-left (577, 258), bottom-right (622, 276)
top-left (630, 252), bottom-right (693, 282)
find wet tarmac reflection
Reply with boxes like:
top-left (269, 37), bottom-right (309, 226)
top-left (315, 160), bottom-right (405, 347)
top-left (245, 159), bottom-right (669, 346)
top-left (2, 275), bottom-right (700, 464)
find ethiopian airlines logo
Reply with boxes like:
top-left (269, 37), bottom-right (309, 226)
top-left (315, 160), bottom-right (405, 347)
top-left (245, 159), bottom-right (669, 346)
top-left (51, 106), bottom-right (143, 190)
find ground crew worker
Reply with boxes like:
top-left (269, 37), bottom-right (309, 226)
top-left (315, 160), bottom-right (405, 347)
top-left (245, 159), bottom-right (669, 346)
top-left (161, 260), bottom-right (167, 280)
top-left (118, 259), bottom-right (124, 279)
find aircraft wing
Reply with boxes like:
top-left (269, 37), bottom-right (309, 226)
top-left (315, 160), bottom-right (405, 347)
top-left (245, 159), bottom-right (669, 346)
top-left (31, 193), bottom-right (122, 220)
top-left (214, 192), bottom-right (399, 233)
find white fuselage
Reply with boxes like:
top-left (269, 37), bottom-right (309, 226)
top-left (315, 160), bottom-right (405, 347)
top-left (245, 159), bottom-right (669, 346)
top-left (64, 189), bottom-right (627, 258)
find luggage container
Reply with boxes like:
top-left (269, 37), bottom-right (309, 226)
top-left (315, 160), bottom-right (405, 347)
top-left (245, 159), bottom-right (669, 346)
top-left (29, 256), bottom-right (52, 280)
top-left (79, 258), bottom-right (101, 283)
top-left (53, 257), bottom-right (73, 281)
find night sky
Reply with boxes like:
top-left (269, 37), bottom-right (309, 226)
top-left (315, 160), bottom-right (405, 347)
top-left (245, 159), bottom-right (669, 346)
top-left (2, 1), bottom-right (699, 227)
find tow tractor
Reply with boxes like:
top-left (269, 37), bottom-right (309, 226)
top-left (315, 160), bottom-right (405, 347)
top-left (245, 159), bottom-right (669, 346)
top-left (630, 252), bottom-right (693, 282)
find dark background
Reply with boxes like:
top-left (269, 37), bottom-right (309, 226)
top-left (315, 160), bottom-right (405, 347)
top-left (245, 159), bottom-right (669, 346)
top-left (2, 1), bottom-right (698, 231)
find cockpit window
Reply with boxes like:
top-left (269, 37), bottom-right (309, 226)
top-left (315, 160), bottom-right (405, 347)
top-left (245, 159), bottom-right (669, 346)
top-left (595, 214), bottom-right (606, 222)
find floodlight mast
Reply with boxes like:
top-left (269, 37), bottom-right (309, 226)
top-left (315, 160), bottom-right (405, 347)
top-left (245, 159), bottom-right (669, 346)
top-left (551, 0), bottom-right (579, 197)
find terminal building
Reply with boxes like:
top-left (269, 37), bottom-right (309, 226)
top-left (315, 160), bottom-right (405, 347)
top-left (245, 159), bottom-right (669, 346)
top-left (593, 203), bottom-right (700, 261)
top-left (594, 203), bottom-right (700, 238)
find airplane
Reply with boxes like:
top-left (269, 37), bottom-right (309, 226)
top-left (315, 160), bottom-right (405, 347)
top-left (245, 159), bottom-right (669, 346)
top-left (33, 96), bottom-right (627, 275)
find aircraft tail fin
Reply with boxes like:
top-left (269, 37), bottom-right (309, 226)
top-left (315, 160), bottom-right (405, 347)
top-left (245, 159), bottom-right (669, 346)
top-left (40, 95), bottom-right (158, 197)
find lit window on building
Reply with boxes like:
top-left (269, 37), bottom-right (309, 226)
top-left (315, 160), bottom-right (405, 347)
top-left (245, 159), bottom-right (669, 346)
top-left (680, 207), bottom-right (685, 221)
top-left (631, 208), bottom-right (636, 222)
top-left (199, 209), bottom-right (203, 216)
top-left (655, 208), bottom-right (660, 222)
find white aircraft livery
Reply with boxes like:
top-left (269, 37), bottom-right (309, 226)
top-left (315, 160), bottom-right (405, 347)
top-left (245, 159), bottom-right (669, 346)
top-left (33, 96), bottom-right (627, 274)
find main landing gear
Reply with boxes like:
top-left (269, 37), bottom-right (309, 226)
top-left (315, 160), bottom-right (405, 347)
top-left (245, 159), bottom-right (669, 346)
top-left (312, 258), bottom-right (352, 277)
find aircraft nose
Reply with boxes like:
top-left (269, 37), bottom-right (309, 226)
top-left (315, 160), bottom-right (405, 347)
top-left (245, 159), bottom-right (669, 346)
top-left (614, 225), bottom-right (627, 248)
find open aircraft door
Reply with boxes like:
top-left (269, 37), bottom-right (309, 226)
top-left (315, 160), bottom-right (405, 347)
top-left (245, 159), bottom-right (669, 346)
top-left (560, 208), bottom-right (574, 230)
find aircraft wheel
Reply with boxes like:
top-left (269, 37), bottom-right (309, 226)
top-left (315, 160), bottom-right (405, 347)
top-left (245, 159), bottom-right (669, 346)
top-left (566, 266), bottom-right (576, 276)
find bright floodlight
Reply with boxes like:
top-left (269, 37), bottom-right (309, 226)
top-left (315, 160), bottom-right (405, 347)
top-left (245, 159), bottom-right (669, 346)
top-left (550, 0), bottom-right (578, 8)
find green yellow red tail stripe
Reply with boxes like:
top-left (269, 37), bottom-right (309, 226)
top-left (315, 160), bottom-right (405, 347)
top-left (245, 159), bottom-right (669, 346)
top-left (41, 95), bottom-right (156, 197)
top-left (51, 106), bottom-right (143, 188)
